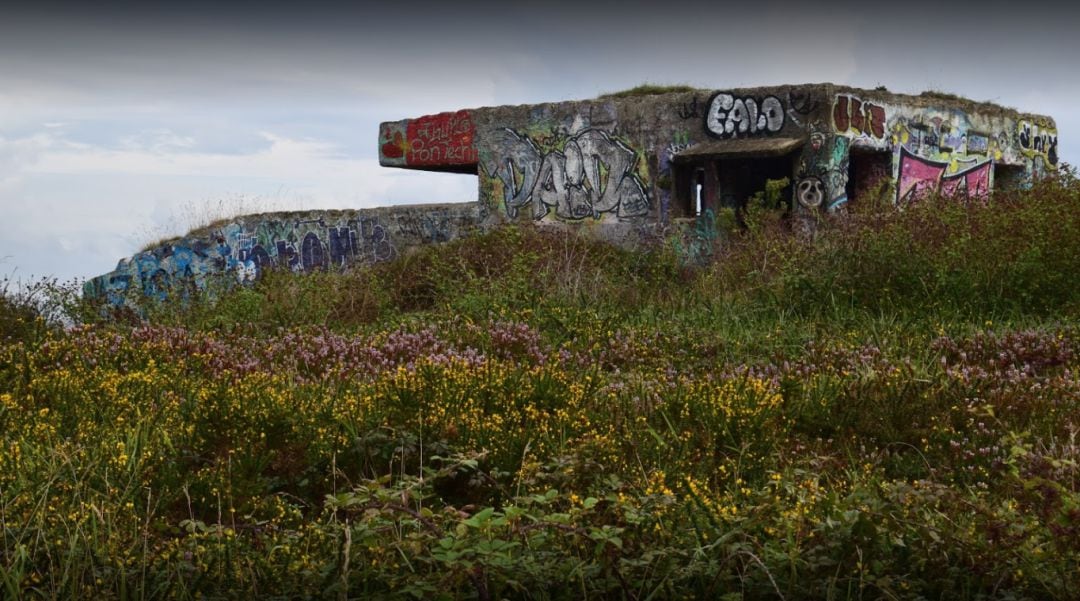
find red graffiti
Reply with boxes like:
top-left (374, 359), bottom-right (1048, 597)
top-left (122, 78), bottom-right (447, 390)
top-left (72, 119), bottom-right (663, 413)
top-left (405, 110), bottom-right (478, 167)
top-left (834, 95), bottom-right (887, 139)
top-left (380, 126), bottom-right (405, 159)
top-left (898, 148), bottom-right (990, 204)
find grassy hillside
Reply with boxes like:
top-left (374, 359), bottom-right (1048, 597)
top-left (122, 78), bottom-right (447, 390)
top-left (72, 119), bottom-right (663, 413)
top-left (3, 171), bottom-right (1080, 599)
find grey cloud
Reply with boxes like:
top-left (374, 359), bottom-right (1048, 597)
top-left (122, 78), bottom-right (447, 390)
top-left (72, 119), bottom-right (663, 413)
top-left (2, 0), bottom-right (1079, 286)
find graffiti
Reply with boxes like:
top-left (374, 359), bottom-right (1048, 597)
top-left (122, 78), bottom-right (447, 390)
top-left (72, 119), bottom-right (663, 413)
top-left (915, 126), bottom-right (940, 153)
top-left (704, 93), bottom-right (785, 139)
top-left (659, 131), bottom-right (692, 174)
top-left (824, 167), bottom-right (849, 212)
top-left (968, 133), bottom-right (989, 155)
top-left (274, 240), bottom-right (299, 272)
top-left (235, 232), bottom-right (266, 281)
top-left (897, 149), bottom-right (945, 203)
top-left (363, 219), bottom-right (396, 262)
top-left (797, 130), bottom-right (849, 212)
top-left (676, 96), bottom-right (700, 120)
top-left (796, 177), bottom-right (825, 209)
top-left (885, 107), bottom-right (1037, 197)
top-left (379, 111), bottom-right (478, 167)
top-left (785, 91), bottom-right (819, 127)
top-left (327, 226), bottom-right (357, 266)
top-left (1018, 120), bottom-right (1059, 167)
top-left (229, 217), bottom-right (396, 279)
top-left (338, 219), bottom-right (393, 265)
top-left (658, 132), bottom-right (693, 221)
top-left (82, 205), bottom-right (478, 307)
top-left (674, 208), bottom-right (718, 265)
top-left (300, 232), bottom-right (326, 272)
top-left (940, 162), bottom-right (991, 199)
top-left (379, 122), bottom-right (407, 167)
top-left (888, 109), bottom-right (1018, 169)
top-left (897, 147), bottom-right (990, 204)
top-left (833, 95), bottom-right (886, 139)
top-left (484, 128), bottom-right (650, 220)
top-left (789, 90), bottom-right (819, 116)
top-left (893, 121), bottom-right (944, 157)
top-left (392, 211), bottom-right (455, 245)
top-left (939, 125), bottom-right (964, 152)
top-left (406, 110), bottom-right (478, 166)
top-left (380, 123), bottom-right (406, 159)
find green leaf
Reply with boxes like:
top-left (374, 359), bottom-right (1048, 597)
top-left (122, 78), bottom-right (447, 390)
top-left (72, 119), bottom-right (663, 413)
top-left (645, 425), bottom-right (667, 448)
top-left (464, 507), bottom-right (495, 528)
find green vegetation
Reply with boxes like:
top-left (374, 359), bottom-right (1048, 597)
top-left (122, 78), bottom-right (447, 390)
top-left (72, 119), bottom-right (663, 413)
top-left (3, 170), bottom-right (1080, 599)
top-left (917, 89), bottom-right (1017, 115)
top-left (137, 195), bottom-right (288, 253)
top-left (598, 83), bottom-right (700, 99)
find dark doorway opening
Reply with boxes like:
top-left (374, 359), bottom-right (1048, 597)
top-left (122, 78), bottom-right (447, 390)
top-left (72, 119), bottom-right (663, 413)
top-left (715, 155), bottom-right (794, 210)
top-left (847, 150), bottom-right (893, 206)
top-left (993, 163), bottom-right (1026, 192)
top-left (673, 154), bottom-right (795, 217)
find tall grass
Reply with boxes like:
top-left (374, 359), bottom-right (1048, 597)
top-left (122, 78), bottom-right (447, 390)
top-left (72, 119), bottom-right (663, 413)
top-left (3, 171), bottom-right (1080, 598)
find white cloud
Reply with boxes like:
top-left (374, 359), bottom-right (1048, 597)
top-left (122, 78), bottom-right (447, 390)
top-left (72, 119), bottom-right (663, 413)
top-left (0, 132), bottom-right (55, 185)
top-left (118, 129), bottom-right (197, 154)
top-left (31, 133), bottom-right (337, 178)
top-left (0, 127), bottom-right (477, 282)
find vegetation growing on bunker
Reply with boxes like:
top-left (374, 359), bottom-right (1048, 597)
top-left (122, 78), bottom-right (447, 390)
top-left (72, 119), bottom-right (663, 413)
top-left (597, 82), bottom-right (700, 99)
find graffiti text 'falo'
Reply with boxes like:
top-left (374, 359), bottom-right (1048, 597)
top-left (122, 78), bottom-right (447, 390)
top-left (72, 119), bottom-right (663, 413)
top-left (704, 93), bottom-right (785, 139)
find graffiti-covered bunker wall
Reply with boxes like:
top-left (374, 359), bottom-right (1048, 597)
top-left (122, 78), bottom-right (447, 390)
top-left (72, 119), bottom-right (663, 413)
top-left (84, 203), bottom-right (483, 306)
top-left (86, 83), bottom-right (1058, 306)
top-left (380, 83), bottom-right (1058, 222)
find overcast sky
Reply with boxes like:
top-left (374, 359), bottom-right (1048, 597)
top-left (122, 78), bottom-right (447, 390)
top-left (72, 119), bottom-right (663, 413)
top-left (2, 0), bottom-right (1078, 285)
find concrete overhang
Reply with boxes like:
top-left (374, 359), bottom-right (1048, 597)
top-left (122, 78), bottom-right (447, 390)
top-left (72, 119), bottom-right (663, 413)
top-left (673, 137), bottom-right (804, 161)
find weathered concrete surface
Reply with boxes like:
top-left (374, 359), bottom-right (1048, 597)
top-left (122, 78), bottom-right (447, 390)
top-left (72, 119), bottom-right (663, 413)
top-left (84, 202), bottom-right (486, 307)
top-left (380, 82), bottom-right (1057, 219)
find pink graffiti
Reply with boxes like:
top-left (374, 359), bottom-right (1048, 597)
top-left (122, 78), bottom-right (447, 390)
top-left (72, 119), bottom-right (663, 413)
top-left (898, 148), bottom-right (991, 204)
top-left (940, 163), bottom-right (990, 199)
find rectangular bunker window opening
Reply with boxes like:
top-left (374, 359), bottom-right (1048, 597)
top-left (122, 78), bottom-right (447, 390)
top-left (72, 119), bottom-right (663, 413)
top-left (694, 167), bottom-right (705, 216)
top-left (993, 164), bottom-right (1026, 193)
top-left (715, 154), bottom-right (795, 211)
top-left (848, 149), bottom-right (893, 207)
top-left (673, 162), bottom-right (707, 218)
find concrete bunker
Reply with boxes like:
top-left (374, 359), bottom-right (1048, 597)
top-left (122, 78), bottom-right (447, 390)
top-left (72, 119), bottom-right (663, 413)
top-left (380, 83), bottom-right (1059, 222)
top-left (85, 83), bottom-right (1060, 308)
